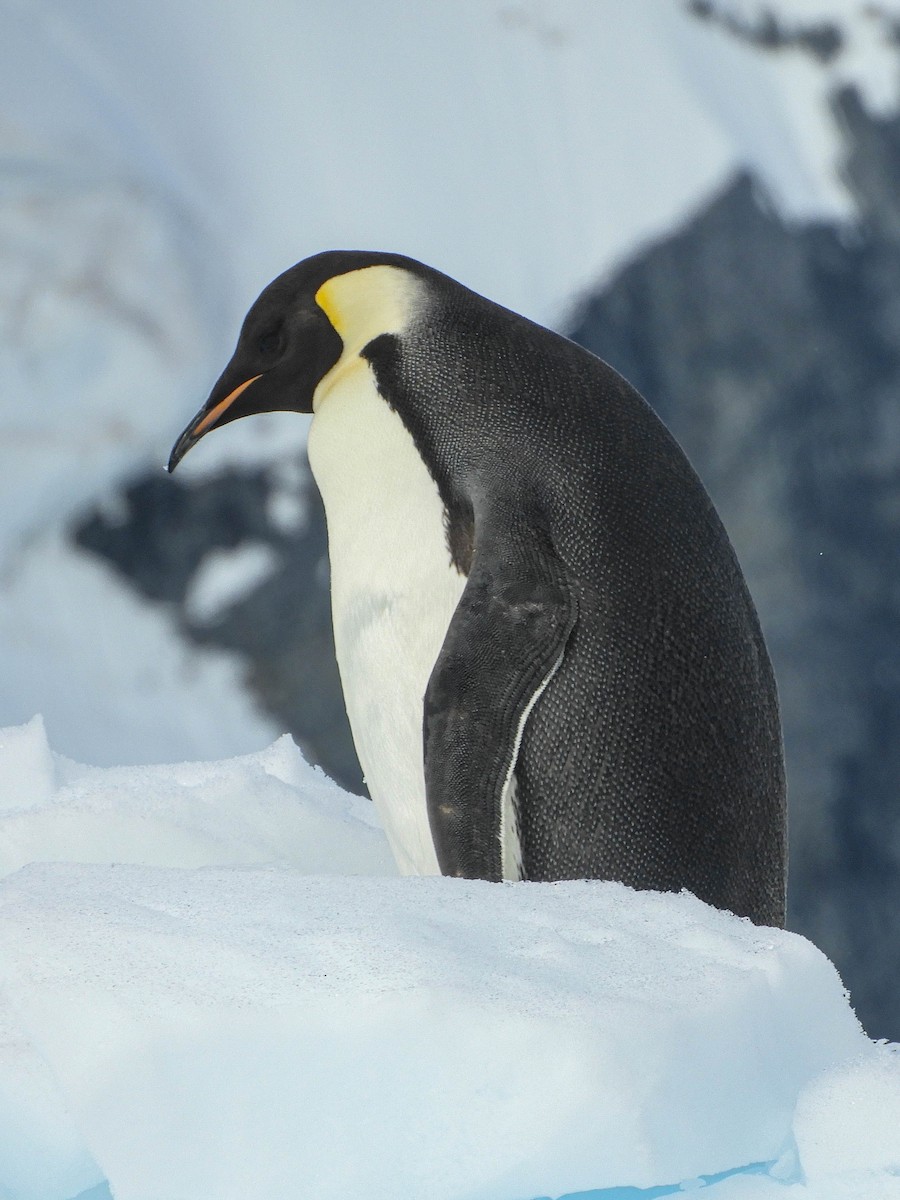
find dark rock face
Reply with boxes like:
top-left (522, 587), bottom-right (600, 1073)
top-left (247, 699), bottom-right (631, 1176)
top-left (685, 2), bottom-right (844, 64)
top-left (569, 90), bottom-right (900, 1039)
top-left (73, 84), bottom-right (900, 1038)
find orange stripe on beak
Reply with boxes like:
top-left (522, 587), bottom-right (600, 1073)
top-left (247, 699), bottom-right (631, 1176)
top-left (193, 374), bottom-right (263, 436)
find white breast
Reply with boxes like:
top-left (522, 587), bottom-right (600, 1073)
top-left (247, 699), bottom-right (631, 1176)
top-left (307, 357), bottom-right (465, 875)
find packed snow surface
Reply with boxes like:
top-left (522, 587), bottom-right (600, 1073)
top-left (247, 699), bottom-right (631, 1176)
top-left (0, 715), bottom-right (392, 881)
top-left (1, 719), bottom-right (899, 1200)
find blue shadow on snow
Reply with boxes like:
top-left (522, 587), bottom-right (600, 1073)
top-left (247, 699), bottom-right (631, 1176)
top-left (537, 1159), bottom-right (782, 1199)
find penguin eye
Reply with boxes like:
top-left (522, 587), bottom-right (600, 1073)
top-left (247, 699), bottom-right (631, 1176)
top-left (257, 328), bottom-right (283, 357)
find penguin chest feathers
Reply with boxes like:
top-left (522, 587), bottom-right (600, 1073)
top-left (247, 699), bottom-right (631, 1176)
top-left (307, 266), bottom-right (465, 875)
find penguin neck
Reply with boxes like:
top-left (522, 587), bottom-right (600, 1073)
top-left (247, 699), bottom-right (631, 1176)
top-left (313, 265), bottom-right (425, 409)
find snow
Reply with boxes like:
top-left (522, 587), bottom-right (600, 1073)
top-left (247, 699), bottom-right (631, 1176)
top-left (0, 866), bottom-right (855, 1200)
top-left (0, 149), bottom-right (280, 766)
top-left (0, 714), bottom-right (391, 881)
top-left (704, 3), bottom-right (900, 116)
top-left (0, 533), bottom-right (279, 767)
top-left (9, 0), bottom-right (891, 329)
top-left (794, 1041), bottom-right (900, 1184)
top-left (0, 718), bottom-right (898, 1200)
top-left (185, 543), bottom-right (281, 625)
top-left (0, 157), bottom-right (210, 551)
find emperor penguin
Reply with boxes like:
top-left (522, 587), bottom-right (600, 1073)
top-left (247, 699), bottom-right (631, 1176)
top-left (169, 251), bottom-right (787, 927)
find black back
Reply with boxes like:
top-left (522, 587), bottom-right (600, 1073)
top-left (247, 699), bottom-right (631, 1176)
top-left (364, 264), bottom-right (786, 926)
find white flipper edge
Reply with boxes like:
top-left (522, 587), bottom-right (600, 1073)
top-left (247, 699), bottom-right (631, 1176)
top-left (499, 648), bottom-right (565, 881)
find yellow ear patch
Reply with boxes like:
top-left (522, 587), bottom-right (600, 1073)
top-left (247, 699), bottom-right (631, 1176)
top-left (314, 278), bottom-right (346, 336)
top-left (313, 265), bottom-right (423, 411)
top-left (315, 265), bottom-right (420, 352)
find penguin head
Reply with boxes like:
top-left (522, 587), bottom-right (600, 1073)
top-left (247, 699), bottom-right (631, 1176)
top-left (168, 250), bottom-right (426, 471)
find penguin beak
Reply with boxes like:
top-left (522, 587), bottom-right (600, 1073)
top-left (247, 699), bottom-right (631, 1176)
top-left (167, 374), bottom-right (263, 472)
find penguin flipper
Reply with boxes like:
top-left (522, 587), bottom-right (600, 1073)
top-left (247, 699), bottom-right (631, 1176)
top-left (423, 544), bottom-right (575, 880)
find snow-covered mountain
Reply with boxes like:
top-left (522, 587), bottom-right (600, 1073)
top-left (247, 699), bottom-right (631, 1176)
top-left (1, 0), bottom-right (892, 750)
top-left (1, 0), bottom-right (899, 1037)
